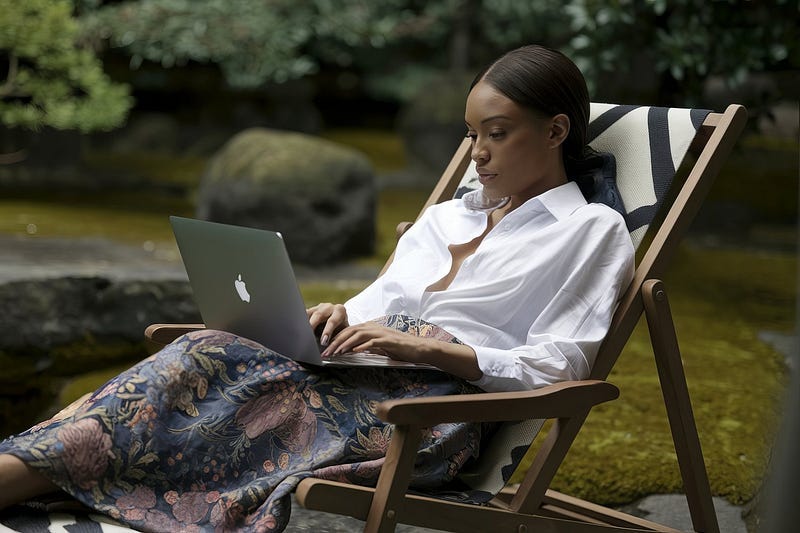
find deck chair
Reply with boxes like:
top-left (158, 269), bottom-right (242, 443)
top-left (145, 102), bottom-right (747, 532)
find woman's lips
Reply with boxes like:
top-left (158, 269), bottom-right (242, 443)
top-left (478, 172), bottom-right (497, 185)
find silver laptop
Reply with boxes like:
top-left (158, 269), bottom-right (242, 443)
top-left (170, 216), bottom-right (436, 369)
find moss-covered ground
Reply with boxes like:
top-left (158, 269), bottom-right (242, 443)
top-left (0, 129), bottom-right (795, 508)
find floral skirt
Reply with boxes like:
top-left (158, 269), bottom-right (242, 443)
top-left (0, 316), bottom-right (488, 531)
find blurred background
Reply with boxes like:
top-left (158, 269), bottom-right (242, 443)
top-left (0, 1), bottom-right (797, 529)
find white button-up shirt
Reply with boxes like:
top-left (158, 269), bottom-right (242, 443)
top-left (344, 181), bottom-right (635, 392)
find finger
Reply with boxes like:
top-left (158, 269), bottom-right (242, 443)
top-left (307, 307), bottom-right (329, 331)
top-left (308, 303), bottom-right (340, 332)
top-left (323, 324), bottom-right (369, 356)
top-left (320, 306), bottom-right (348, 346)
top-left (333, 328), bottom-right (385, 355)
top-left (321, 326), bottom-right (351, 357)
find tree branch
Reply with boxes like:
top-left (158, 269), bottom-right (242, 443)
top-left (0, 53), bottom-right (19, 98)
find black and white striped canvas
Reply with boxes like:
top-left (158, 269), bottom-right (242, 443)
top-left (0, 505), bottom-right (135, 533)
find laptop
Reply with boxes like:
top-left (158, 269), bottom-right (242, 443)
top-left (169, 216), bottom-right (436, 369)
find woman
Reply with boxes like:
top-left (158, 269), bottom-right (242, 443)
top-left (0, 45), bottom-right (634, 531)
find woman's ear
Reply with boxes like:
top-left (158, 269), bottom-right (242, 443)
top-left (548, 114), bottom-right (570, 148)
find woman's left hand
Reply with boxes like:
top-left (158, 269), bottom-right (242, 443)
top-left (321, 323), bottom-right (428, 362)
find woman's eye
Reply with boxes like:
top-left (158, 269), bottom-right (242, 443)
top-left (465, 132), bottom-right (477, 140)
top-left (489, 131), bottom-right (505, 139)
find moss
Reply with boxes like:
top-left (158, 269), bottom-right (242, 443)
top-left (299, 282), bottom-right (366, 308)
top-left (49, 337), bottom-right (149, 375)
top-left (0, 196), bottom-right (193, 245)
top-left (0, 349), bottom-right (46, 382)
top-left (707, 137), bottom-right (798, 224)
top-left (83, 151), bottom-right (208, 189)
top-left (58, 361), bottom-right (138, 407)
top-left (367, 187), bottom-right (431, 268)
top-left (320, 129), bottom-right (407, 174)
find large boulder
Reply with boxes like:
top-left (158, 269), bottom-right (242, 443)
top-left (196, 129), bottom-right (376, 265)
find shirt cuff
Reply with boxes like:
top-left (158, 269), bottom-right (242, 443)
top-left (468, 345), bottom-right (529, 392)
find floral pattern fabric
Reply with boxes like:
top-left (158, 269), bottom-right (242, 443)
top-left (0, 316), bottom-right (488, 532)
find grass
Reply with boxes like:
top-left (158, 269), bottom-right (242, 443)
top-left (1, 128), bottom-right (794, 508)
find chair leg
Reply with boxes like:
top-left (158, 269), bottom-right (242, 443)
top-left (364, 424), bottom-right (423, 533)
top-left (642, 279), bottom-right (719, 533)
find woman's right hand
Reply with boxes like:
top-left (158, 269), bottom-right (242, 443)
top-left (306, 303), bottom-right (349, 347)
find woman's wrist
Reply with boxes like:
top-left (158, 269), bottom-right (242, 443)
top-left (418, 340), bottom-right (482, 381)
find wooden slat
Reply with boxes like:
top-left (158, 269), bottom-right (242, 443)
top-left (297, 478), bottom-right (663, 533)
top-left (364, 424), bottom-right (423, 532)
top-left (376, 380), bottom-right (618, 425)
top-left (642, 280), bottom-right (719, 533)
top-left (143, 323), bottom-right (205, 353)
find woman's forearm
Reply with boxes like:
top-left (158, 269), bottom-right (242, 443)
top-left (416, 340), bottom-right (483, 382)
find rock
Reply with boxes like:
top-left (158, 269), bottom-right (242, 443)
top-left (196, 128), bottom-right (376, 264)
top-left (0, 276), bottom-right (200, 374)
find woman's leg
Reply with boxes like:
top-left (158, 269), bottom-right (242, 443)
top-left (0, 454), bottom-right (58, 509)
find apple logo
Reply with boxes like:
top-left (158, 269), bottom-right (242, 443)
top-left (234, 274), bottom-right (251, 303)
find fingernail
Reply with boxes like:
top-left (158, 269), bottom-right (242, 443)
top-left (320, 334), bottom-right (329, 346)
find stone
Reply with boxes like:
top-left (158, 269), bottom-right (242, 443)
top-left (196, 128), bottom-right (375, 264)
top-left (0, 276), bottom-right (200, 373)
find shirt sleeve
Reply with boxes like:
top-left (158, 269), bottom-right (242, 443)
top-left (468, 213), bottom-right (635, 392)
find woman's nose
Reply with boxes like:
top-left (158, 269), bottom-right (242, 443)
top-left (471, 143), bottom-right (489, 164)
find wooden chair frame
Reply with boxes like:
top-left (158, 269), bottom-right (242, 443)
top-left (145, 104), bottom-right (747, 532)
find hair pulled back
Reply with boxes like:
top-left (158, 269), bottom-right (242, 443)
top-left (471, 45), bottom-right (590, 173)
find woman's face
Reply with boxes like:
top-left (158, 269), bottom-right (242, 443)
top-left (464, 80), bottom-right (568, 208)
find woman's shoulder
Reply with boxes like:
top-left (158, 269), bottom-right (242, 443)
top-left (574, 200), bottom-right (628, 229)
top-left (569, 202), bottom-right (633, 253)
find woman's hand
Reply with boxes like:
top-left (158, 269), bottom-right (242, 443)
top-left (306, 303), bottom-right (349, 347)
top-left (322, 323), bottom-right (483, 381)
top-left (321, 323), bottom-right (427, 361)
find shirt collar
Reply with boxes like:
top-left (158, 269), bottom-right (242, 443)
top-left (526, 180), bottom-right (587, 221)
top-left (459, 180), bottom-right (587, 221)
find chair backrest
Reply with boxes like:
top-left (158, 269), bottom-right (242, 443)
top-left (404, 102), bottom-right (747, 501)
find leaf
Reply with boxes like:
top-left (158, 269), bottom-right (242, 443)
top-left (135, 452), bottom-right (160, 465)
top-left (327, 395), bottom-right (348, 413)
top-left (127, 468), bottom-right (146, 480)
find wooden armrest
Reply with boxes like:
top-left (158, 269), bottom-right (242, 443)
top-left (144, 323), bottom-right (206, 353)
top-left (377, 380), bottom-right (618, 425)
top-left (396, 221), bottom-right (413, 240)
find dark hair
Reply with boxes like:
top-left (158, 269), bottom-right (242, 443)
top-left (470, 44), bottom-right (591, 173)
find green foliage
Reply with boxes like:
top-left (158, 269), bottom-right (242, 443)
top-left (0, 0), bottom-right (132, 132)
top-left (76, 0), bottom-right (797, 109)
top-left (79, 0), bottom-right (414, 87)
top-left (563, 0), bottom-right (799, 104)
